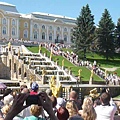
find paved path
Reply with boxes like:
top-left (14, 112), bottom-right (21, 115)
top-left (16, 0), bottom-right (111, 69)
top-left (102, 67), bottom-right (120, 72)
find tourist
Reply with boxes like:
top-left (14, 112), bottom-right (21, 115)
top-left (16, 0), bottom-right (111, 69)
top-left (56, 97), bottom-right (66, 109)
top-left (4, 92), bottom-right (58, 120)
top-left (79, 96), bottom-right (96, 120)
top-left (57, 106), bottom-right (69, 120)
top-left (69, 91), bottom-right (82, 110)
top-left (95, 92), bottom-right (117, 120)
top-left (66, 101), bottom-right (83, 119)
top-left (23, 105), bottom-right (45, 120)
top-left (30, 82), bottom-right (39, 95)
top-left (46, 88), bottom-right (52, 97)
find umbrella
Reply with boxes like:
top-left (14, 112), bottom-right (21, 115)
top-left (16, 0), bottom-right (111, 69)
top-left (0, 82), bottom-right (7, 89)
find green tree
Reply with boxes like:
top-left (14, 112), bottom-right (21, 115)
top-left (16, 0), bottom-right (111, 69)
top-left (115, 18), bottom-right (120, 48)
top-left (73, 4), bottom-right (95, 59)
top-left (97, 9), bottom-right (115, 60)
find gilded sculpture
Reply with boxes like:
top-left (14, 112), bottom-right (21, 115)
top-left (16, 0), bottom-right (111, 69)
top-left (49, 75), bottom-right (62, 97)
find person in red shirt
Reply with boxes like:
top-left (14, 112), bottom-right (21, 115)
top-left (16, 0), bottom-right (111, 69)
top-left (30, 82), bottom-right (39, 95)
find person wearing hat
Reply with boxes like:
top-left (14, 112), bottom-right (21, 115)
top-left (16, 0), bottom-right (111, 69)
top-left (30, 82), bottom-right (39, 95)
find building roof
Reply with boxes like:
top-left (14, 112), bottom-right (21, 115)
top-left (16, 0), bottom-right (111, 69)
top-left (0, 2), bottom-right (18, 13)
top-left (31, 12), bottom-right (76, 24)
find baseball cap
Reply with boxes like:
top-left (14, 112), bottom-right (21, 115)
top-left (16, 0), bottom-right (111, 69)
top-left (31, 82), bottom-right (39, 91)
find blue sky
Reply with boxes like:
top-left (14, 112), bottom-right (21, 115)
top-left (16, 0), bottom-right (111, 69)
top-left (1, 0), bottom-right (120, 25)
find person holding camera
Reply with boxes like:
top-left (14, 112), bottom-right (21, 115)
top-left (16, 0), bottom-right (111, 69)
top-left (4, 92), bottom-right (58, 120)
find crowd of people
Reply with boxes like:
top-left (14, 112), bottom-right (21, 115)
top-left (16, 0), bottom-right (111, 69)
top-left (40, 42), bottom-right (120, 85)
top-left (0, 82), bottom-right (119, 120)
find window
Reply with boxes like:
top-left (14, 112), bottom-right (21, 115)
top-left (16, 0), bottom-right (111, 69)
top-left (3, 18), bottom-right (6, 25)
top-left (57, 34), bottom-right (59, 40)
top-left (57, 27), bottom-right (60, 31)
top-left (23, 30), bottom-right (28, 38)
top-left (2, 27), bottom-right (6, 35)
top-left (24, 22), bottom-right (28, 28)
top-left (12, 27), bottom-right (15, 35)
top-left (34, 24), bottom-right (37, 29)
top-left (71, 36), bottom-right (73, 41)
top-left (64, 35), bottom-right (67, 41)
top-left (42, 32), bottom-right (45, 40)
top-left (12, 19), bottom-right (15, 26)
top-left (42, 25), bottom-right (45, 29)
top-left (64, 28), bottom-right (67, 32)
top-left (49, 33), bottom-right (52, 40)
top-left (49, 26), bottom-right (52, 30)
top-left (71, 29), bottom-right (73, 32)
top-left (34, 31), bottom-right (38, 39)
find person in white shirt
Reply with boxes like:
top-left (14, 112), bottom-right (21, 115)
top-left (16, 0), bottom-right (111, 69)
top-left (95, 92), bottom-right (117, 120)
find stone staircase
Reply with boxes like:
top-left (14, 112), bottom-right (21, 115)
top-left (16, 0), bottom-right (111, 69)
top-left (20, 45), bottom-right (77, 85)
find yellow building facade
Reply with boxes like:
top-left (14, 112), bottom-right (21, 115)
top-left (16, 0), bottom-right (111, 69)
top-left (0, 2), bottom-right (76, 44)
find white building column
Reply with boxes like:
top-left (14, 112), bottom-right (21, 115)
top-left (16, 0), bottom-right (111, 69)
top-left (30, 20), bottom-right (33, 41)
top-left (68, 28), bottom-right (71, 44)
top-left (16, 19), bottom-right (19, 39)
top-left (54, 26), bottom-right (56, 42)
top-left (7, 18), bottom-right (10, 40)
top-left (46, 26), bottom-right (49, 42)
top-left (39, 24), bottom-right (41, 42)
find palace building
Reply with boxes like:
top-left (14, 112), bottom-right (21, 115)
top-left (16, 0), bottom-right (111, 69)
top-left (0, 2), bottom-right (76, 44)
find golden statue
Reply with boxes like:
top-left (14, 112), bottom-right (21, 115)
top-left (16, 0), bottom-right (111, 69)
top-left (29, 58), bottom-right (31, 65)
top-left (42, 68), bottom-right (46, 76)
top-left (8, 42), bottom-right (11, 50)
top-left (30, 75), bottom-right (35, 82)
top-left (49, 75), bottom-right (62, 97)
top-left (89, 88), bottom-right (100, 99)
top-left (39, 44), bottom-right (41, 52)
top-left (50, 51), bottom-right (53, 60)
top-left (78, 69), bottom-right (82, 77)
top-left (18, 47), bottom-right (20, 57)
top-left (105, 69), bottom-right (107, 79)
top-left (90, 69), bottom-right (94, 78)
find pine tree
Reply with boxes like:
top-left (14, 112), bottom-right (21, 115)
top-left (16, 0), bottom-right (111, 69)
top-left (115, 18), bottom-right (120, 48)
top-left (97, 9), bottom-right (115, 60)
top-left (73, 4), bottom-right (95, 59)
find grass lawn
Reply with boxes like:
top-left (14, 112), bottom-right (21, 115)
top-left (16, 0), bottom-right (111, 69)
top-left (27, 46), bottom-right (102, 81)
top-left (87, 52), bottom-right (120, 67)
top-left (61, 48), bottom-right (120, 76)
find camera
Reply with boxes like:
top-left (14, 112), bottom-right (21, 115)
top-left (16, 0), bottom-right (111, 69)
top-left (26, 95), bottom-right (41, 105)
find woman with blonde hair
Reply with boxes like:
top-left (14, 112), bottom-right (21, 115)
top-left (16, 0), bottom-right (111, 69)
top-left (79, 96), bottom-right (96, 120)
top-left (66, 101), bottom-right (83, 120)
top-left (82, 105), bottom-right (96, 120)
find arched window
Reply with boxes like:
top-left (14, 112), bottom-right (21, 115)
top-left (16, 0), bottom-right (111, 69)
top-left (3, 18), bottom-right (6, 24)
top-left (2, 27), bottom-right (6, 34)
top-left (34, 31), bottom-right (38, 39)
top-left (12, 19), bottom-right (15, 25)
top-left (34, 24), bottom-right (37, 29)
top-left (12, 27), bottom-right (15, 35)
top-left (24, 22), bottom-right (28, 28)
top-left (64, 35), bottom-right (67, 41)
top-left (42, 32), bottom-right (45, 40)
top-left (49, 26), bottom-right (52, 30)
top-left (23, 30), bottom-right (28, 38)
top-left (64, 28), bottom-right (67, 32)
top-left (49, 33), bottom-right (52, 40)
top-left (42, 25), bottom-right (45, 29)
top-left (57, 27), bottom-right (60, 31)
